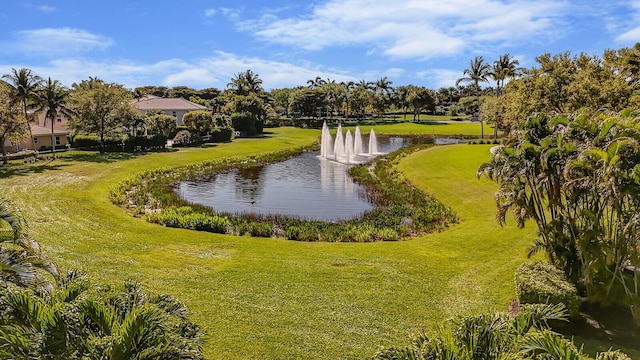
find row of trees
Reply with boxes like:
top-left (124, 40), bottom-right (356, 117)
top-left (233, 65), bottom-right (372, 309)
top-left (473, 44), bottom-right (640, 322)
top-left (479, 44), bottom-right (640, 136)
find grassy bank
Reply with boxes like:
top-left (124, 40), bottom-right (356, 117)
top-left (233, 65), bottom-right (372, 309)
top-left (2, 125), bottom-right (621, 358)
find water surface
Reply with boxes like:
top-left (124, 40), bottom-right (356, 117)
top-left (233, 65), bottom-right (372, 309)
top-left (177, 136), bottom-right (458, 221)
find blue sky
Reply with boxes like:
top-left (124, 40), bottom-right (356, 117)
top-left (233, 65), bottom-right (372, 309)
top-left (1, 1), bottom-right (639, 91)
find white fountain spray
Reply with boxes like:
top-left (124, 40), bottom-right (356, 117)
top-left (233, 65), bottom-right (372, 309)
top-left (368, 128), bottom-right (378, 155)
top-left (333, 123), bottom-right (345, 161)
top-left (345, 129), bottom-right (354, 164)
top-left (321, 121), bottom-right (333, 158)
top-left (354, 126), bottom-right (364, 155)
top-left (320, 123), bottom-right (384, 163)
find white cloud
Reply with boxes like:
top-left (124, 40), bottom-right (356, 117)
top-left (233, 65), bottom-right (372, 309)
top-left (204, 8), bottom-right (216, 17)
top-left (1, 52), bottom-right (357, 90)
top-left (245, 0), bottom-right (568, 59)
top-left (416, 69), bottom-right (461, 89)
top-left (4, 28), bottom-right (113, 57)
top-left (617, 27), bottom-right (640, 42)
top-left (38, 5), bottom-right (55, 12)
top-left (163, 51), bottom-right (355, 89)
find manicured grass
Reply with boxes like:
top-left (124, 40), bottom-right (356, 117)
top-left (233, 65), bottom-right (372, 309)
top-left (2, 126), bottom-right (624, 358)
top-left (340, 121), bottom-right (493, 138)
top-left (384, 114), bottom-right (471, 122)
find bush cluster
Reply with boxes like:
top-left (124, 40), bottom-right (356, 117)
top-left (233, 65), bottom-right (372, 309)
top-left (515, 262), bottom-right (582, 318)
top-left (147, 206), bottom-right (231, 233)
top-left (72, 134), bottom-right (167, 152)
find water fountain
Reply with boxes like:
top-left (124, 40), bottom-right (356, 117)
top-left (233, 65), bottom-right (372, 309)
top-left (320, 121), bottom-right (384, 164)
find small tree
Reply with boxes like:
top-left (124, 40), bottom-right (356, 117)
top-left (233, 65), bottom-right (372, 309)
top-left (145, 111), bottom-right (177, 137)
top-left (0, 84), bottom-right (26, 164)
top-left (69, 78), bottom-right (138, 154)
top-left (182, 110), bottom-right (213, 135)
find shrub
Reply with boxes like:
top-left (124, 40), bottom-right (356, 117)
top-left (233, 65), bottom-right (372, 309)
top-left (172, 130), bottom-right (202, 147)
top-left (515, 262), bottom-right (581, 318)
top-left (148, 206), bottom-right (230, 234)
top-left (248, 222), bottom-right (274, 238)
top-left (596, 350), bottom-right (632, 360)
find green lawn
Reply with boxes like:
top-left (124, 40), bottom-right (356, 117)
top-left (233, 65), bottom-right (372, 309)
top-left (384, 114), bottom-right (471, 122)
top-left (0, 126), bottom-right (628, 358)
top-left (342, 121), bottom-right (492, 138)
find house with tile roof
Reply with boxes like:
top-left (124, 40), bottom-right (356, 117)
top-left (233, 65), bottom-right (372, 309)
top-left (3, 124), bottom-right (71, 154)
top-left (3, 110), bottom-right (72, 154)
top-left (131, 95), bottom-right (208, 125)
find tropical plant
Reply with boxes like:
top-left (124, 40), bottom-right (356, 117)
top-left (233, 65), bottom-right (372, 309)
top-left (35, 77), bottom-right (72, 157)
top-left (0, 198), bottom-right (58, 292)
top-left (457, 56), bottom-right (492, 138)
top-left (0, 83), bottom-right (26, 164)
top-left (477, 110), bottom-right (640, 320)
top-left (372, 303), bottom-right (625, 360)
top-left (2, 68), bottom-right (44, 154)
top-left (227, 69), bottom-right (263, 96)
top-left (0, 272), bottom-right (204, 359)
top-left (491, 53), bottom-right (521, 94)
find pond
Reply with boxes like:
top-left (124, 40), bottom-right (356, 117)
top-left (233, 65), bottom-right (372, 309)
top-left (176, 136), bottom-right (462, 222)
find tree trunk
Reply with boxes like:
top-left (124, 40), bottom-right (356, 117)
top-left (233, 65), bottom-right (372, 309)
top-left (22, 102), bottom-right (37, 156)
top-left (50, 115), bottom-right (56, 159)
top-left (100, 118), bottom-right (105, 155)
top-left (1, 137), bottom-right (7, 165)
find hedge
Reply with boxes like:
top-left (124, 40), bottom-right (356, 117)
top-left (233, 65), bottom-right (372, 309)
top-left (515, 262), bottom-right (582, 318)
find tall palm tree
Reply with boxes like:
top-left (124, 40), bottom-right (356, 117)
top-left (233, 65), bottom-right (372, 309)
top-left (0, 198), bottom-right (58, 292)
top-left (306, 76), bottom-right (326, 89)
top-left (456, 56), bottom-right (491, 138)
top-left (36, 78), bottom-right (72, 158)
top-left (491, 53), bottom-right (521, 95)
top-left (227, 69), bottom-right (263, 95)
top-left (2, 68), bottom-right (44, 154)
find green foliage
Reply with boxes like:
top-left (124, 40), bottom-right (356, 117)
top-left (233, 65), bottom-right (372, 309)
top-left (516, 262), bottom-right (581, 318)
top-left (478, 111), bottom-right (640, 318)
top-left (68, 78), bottom-right (139, 154)
top-left (596, 350), bottom-right (633, 360)
top-left (147, 206), bottom-right (231, 233)
top-left (172, 129), bottom-right (201, 147)
top-left (231, 111), bottom-right (259, 136)
top-left (374, 303), bottom-right (625, 360)
top-left (144, 111), bottom-right (177, 137)
top-left (0, 198), bottom-right (58, 292)
top-left (0, 273), bottom-right (204, 359)
top-left (182, 110), bottom-right (214, 134)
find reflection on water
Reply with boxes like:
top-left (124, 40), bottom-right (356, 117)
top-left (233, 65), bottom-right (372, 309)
top-left (177, 136), bottom-right (462, 221)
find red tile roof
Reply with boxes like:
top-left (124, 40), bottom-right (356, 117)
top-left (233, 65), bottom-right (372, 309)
top-left (131, 95), bottom-right (207, 111)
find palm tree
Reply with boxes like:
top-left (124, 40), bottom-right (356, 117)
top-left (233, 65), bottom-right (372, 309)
top-left (456, 56), bottom-right (491, 138)
top-left (491, 53), bottom-right (521, 95)
top-left (373, 303), bottom-right (591, 360)
top-left (36, 78), bottom-right (72, 158)
top-left (0, 198), bottom-right (58, 292)
top-left (0, 275), bottom-right (204, 359)
top-left (227, 69), bottom-right (263, 95)
top-left (2, 68), bottom-right (44, 154)
top-left (306, 76), bottom-right (326, 89)
top-left (357, 79), bottom-right (373, 90)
